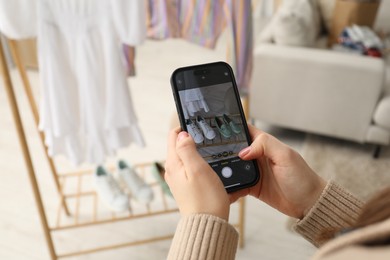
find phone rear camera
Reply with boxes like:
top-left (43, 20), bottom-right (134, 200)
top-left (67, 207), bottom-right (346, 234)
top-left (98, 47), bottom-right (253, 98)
top-left (224, 72), bottom-right (229, 76)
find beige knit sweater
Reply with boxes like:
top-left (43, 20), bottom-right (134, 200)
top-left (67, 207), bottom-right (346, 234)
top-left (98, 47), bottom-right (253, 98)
top-left (167, 181), bottom-right (390, 259)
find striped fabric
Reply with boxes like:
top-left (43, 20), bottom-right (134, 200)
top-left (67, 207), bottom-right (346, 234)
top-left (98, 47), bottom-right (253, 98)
top-left (125, 0), bottom-right (253, 92)
top-left (145, 0), bottom-right (180, 39)
top-left (224, 0), bottom-right (253, 94)
top-left (178, 0), bottom-right (227, 48)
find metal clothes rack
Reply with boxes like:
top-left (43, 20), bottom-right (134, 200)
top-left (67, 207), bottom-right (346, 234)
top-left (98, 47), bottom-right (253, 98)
top-left (0, 37), bottom-right (246, 259)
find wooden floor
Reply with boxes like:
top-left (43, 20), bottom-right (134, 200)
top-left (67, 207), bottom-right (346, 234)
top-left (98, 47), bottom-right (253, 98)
top-left (0, 39), bottom-right (316, 259)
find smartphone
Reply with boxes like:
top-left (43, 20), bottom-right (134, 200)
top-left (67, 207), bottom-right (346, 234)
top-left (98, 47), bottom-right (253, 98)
top-left (170, 61), bottom-right (260, 193)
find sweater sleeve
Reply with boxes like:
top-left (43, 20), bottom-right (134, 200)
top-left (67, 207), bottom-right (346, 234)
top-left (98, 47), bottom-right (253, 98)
top-left (167, 214), bottom-right (239, 260)
top-left (293, 181), bottom-right (364, 247)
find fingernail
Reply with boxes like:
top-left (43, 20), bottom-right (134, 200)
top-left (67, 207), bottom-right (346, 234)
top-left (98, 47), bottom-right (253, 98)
top-left (177, 131), bottom-right (189, 142)
top-left (239, 147), bottom-right (251, 157)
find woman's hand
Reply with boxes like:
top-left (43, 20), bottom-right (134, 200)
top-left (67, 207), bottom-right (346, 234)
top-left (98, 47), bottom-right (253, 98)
top-left (165, 128), bottom-right (230, 221)
top-left (230, 125), bottom-right (327, 219)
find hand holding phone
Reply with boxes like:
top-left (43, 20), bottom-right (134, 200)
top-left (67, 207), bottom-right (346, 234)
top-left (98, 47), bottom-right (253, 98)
top-left (165, 128), bottom-right (231, 220)
top-left (170, 62), bottom-right (260, 192)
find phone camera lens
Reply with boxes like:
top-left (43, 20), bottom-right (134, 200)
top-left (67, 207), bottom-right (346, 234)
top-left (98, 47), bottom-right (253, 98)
top-left (224, 72), bottom-right (229, 76)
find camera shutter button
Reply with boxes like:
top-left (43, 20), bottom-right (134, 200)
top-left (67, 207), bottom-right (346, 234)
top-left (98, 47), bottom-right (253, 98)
top-left (221, 166), bottom-right (233, 178)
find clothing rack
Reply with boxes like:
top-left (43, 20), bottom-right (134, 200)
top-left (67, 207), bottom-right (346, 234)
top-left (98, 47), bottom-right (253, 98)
top-left (0, 37), bottom-right (247, 259)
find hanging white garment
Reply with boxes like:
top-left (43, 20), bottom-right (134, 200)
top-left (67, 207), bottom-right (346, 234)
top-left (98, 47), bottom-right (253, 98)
top-left (0, 0), bottom-right (37, 39)
top-left (0, 0), bottom-right (146, 165)
top-left (181, 88), bottom-right (210, 118)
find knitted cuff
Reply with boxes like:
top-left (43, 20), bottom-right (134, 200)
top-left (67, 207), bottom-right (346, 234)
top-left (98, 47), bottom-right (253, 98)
top-left (167, 214), bottom-right (239, 260)
top-left (293, 181), bottom-right (364, 247)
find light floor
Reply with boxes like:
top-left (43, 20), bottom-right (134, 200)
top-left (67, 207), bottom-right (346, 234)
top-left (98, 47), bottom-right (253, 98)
top-left (0, 38), bottom-right (316, 259)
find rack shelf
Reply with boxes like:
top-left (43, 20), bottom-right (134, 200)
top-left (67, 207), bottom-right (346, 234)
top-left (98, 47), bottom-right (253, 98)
top-left (1, 38), bottom-right (246, 259)
top-left (53, 163), bottom-right (178, 232)
top-left (50, 162), bottom-right (245, 258)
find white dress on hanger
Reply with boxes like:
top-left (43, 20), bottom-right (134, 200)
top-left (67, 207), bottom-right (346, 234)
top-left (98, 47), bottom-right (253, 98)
top-left (181, 88), bottom-right (210, 119)
top-left (0, 0), bottom-right (37, 39)
top-left (0, 0), bottom-right (146, 165)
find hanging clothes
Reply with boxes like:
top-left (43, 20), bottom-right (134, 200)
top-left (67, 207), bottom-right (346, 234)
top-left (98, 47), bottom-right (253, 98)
top-left (225, 0), bottom-right (253, 94)
top-left (125, 0), bottom-right (253, 92)
top-left (0, 0), bottom-right (37, 39)
top-left (181, 88), bottom-right (210, 119)
top-left (0, 0), bottom-right (146, 165)
top-left (178, 0), bottom-right (227, 48)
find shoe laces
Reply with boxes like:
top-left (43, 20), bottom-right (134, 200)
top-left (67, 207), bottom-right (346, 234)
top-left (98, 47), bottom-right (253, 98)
top-left (200, 119), bottom-right (210, 128)
top-left (188, 121), bottom-right (199, 132)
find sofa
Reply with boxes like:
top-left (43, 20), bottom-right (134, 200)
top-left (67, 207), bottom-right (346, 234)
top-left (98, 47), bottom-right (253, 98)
top-left (250, 44), bottom-right (389, 147)
top-left (249, 1), bottom-right (390, 156)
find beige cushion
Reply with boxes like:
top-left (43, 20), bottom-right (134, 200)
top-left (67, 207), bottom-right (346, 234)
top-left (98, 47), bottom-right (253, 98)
top-left (259, 0), bottom-right (321, 47)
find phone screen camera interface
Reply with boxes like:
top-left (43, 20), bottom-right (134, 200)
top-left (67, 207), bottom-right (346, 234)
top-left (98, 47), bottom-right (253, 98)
top-left (171, 62), bottom-right (260, 192)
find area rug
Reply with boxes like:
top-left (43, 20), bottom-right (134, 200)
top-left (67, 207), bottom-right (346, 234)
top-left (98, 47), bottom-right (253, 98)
top-left (301, 134), bottom-right (390, 202)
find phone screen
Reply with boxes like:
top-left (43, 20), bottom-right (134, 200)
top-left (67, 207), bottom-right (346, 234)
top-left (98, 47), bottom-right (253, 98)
top-left (171, 62), bottom-right (260, 192)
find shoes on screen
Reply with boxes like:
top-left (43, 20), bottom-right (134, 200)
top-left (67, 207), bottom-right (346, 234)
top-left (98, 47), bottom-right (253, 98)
top-left (223, 114), bottom-right (241, 134)
top-left (214, 116), bottom-right (232, 138)
top-left (186, 119), bottom-right (204, 144)
top-left (196, 116), bottom-right (216, 140)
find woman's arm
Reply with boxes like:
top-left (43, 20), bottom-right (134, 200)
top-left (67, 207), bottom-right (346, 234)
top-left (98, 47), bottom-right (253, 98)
top-left (294, 181), bottom-right (364, 247)
top-left (164, 126), bottom-right (362, 258)
top-left (165, 129), bottom-right (237, 259)
top-left (168, 214), bottom-right (238, 260)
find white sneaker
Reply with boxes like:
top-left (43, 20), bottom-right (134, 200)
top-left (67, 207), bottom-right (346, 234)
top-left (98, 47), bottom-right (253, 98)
top-left (196, 116), bottom-right (216, 140)
top-left (117, 160), bottom-right (154, 204)
top-left (186, 119), bottom-right (204, 144)
top-left (94, 166), bottom-right (129, 212)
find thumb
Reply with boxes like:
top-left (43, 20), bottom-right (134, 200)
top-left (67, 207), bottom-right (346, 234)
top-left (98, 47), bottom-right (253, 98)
top-left (176, 131), bottom-right (208, 172)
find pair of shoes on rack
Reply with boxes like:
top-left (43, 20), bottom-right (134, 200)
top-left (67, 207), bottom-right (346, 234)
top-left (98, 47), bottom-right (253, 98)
top-left (186, 116), bottom-right (216, 144)
top-left (94, 160), bottom-right (154, 212)
top-left (214, 114), bottom-right (241, 138)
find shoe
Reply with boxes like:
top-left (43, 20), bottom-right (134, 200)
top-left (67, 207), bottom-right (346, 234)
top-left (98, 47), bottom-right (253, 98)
top-left (152, 162), bottom-right (172, 197)
top-left (94, 166), bottom-right (129, 212)
top-left (117, 160), bottom-right (154, 204)
top-left (186, 119), bottom-right (204, 144)
top-left (223, 114), bottom-right (241, 134)
top-left (214, 116), bottom-right (232, 138)
top-left (196, 116), bottom-right (216, 140)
